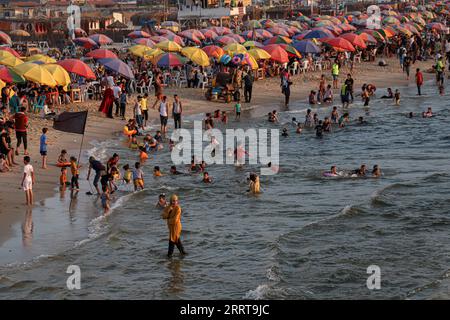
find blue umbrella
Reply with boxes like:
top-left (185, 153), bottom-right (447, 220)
top-left (292, 40), bottom-right (321, 54)
top-left (97, 58), bottom-right (135, 79)
top-left (303, 30), bottom-right (334, 39)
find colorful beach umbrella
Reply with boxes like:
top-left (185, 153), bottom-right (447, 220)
top-left (339, 33), bottom-right (367, 49)
top-left (0, 31), bottom-right (12, 45)
top-left (13, 62), bottom-right (57, 87)
top-left (223, 43), bottom-right (247, 55)
top-left (163, 33), bottom-right (185, 46)
top-left (89, 34), bottom-right (113, 46)
top-left (42, 64), bottom-right (71, 89)
top-left (202, 45), bottom-right (224, 59)
top-left (264, 36), bottom-right (292, 45)
top-left (0, 65), bottom-right (25, 83)
top-left (181, 47), bottom-right (210, 67)
top-left (73, 37), bottom-right (99, 49)
top-left (262, 45), bottom-right (289, 63)
top-left (303, 29), bottom-right (334, 39)
top-left (10, 30), bottom-right (30, 37)
top-left (0, 51), bottom-right (23, 67)
top-left (98, 58), bottom-right (135, 79)
top-left (0, 47), bottom-right (21, 58)
top-left (86, 49), bottom-right (118, 59)
top-left (243, 41), bottom-right (264, 48)
top-left (357, 32), bottom-right (377, 44)
top-left (216, 36), bottom-right (237, 45)
top-left (278, 44), bottom-right (302, 58)
top-left (248, 48), bottom-right (271, 60)
top-left (25, 54), bottom-right (57, 64)
top-left (246, 20), bottom-right (262, 29)
top-left (150, 35), bottom-right (169, 43)
top-left (321, 38), bottom-right (356, 52)
top-left (128, 31), bottom-right (151, 39)
top-left (200, 29), bottom-right (219, 40)
top-left (74, 28), bottom-right (87, 37)
top-left (155, 40), bottom-right (182, 52)
top-left (57, 59), bottom-right (96, 79)
top-left (133, 38), bottom-right (156, 47)
top-left (267, 27), bottom-right (290, 37)
top-left (229, 34), bottom-right (246, 44)
top-left (154, 53), bottom-right (186, 68)
top-left (292, 40), bottom-right (321, 54)
top-left (161, 21), bottom-right (180, 32)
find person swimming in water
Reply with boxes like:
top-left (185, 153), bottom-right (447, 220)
top-left (331, 106), bottom-right (339, 124)
top-left (156, 194), bottom-right (167, 209)
top-left (357, 116), bottom-right (368, 125)
top-left (248, 173), bottom-right (260, 194)
top-left (408, 112), bottom-right (414, 118)
top-left (323, 165), bottom-right (339, 177)
top-left (394, 89), bottom-right (401, 105)
top-left (170, 165), bottom-right (182, 175)
top-left (281, 128), bottom-right (289, 137)
top-left (372, 165), bottom-right (381, 177)
top-left (381, 88), bottom-right (394, 99)
top-left (353, 164), bottom-right (367, 177)
top-left (304, 109), bottom-right (313, 127)
top-left (323, 117), bottom-right (332, 133)
top-left (202, 171), bottom-right (212, 183)
top-left (292, 117), bottom-right (298, 126)
top-left (423, 107), bottom-right (433, 118)
top-left (338, 113), bottom-right (350, 128)
top-left (296, 123), bottom-right (303, 134)
top-left (315, 120), bottom-right (323, 138)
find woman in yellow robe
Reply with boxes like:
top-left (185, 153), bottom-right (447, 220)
top-left (161, 194), bottom-right (186, 257)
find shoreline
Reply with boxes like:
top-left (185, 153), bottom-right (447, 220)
top-left (0, 56), bottom-right (436, 265)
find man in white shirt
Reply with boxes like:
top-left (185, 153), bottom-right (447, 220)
top-left (112, 83), bottom-right (121, 117)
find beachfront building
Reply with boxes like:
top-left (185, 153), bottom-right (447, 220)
top-left (177, 0), bottom-right (249, 28)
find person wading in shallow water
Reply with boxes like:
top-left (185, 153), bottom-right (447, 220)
top-left (161, 194), bottom-right (186, 258)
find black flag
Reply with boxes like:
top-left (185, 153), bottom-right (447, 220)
top-left (53, 111), bottom-right (88, 135)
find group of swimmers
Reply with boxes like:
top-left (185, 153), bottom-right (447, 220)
top-left (323, 164), bottom-right (382, 178)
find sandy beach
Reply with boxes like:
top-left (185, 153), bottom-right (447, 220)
top-left (0, 56), bottom-right (435, 256)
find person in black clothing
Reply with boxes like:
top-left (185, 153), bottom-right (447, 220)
top-left (243, 71), bottom-right (254, 103)
top-left (315, 120), bottom-right (324, 138)
top-left (344, 74), bottom-right (354, 103)
top-left (403, 55), bottom-right (412, 79)
top-left (87, 156), bottom-right (106, 195)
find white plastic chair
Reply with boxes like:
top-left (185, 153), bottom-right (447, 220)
top-left (200, 73), bottom-right (209, 90)
top-left (354, 52), bottom-right (362, 63)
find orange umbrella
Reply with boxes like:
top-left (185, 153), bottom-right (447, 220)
top-left (202, 45), bottom-right (224, 59)
top-left (339, 33), bottom-right (367, 49)
top-left (262, 44), bottom-right (289, 63)
top-left (321, 38), bottom-right (356, 52)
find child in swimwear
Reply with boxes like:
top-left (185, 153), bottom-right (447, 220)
top-left (132, 162), bottom-right (144, 191)
top-left (57, 149), bottom-right (69, 167)
top-left (122, 164), bottom-right (132, 184)
top-left (0, 154), bottom-right (10, 172)
top-left (394, 90), bottom-right (400, 105)
top-left (139, 146), bottom-right (148, 163)
top-left (153, 166), bottom-right (162, 177)
top-left (296, 123), bottom-right (303, 134)
top-left (109, 166), bottom-right (120, 192)
top-left (156, 194), bottom-right (167, 209)
top-left (101, 185), bottom-right (110, 214)
top-left (202, 171), bottom-right (212, 183)
top-left (372, 165), bottom-right (381, 178)
top-left (281, 128), bottom-right (289, 137)
top-left (60, 167), bottom-right (68, 187)
top-left (221, 111), bottom-right (228, 124)
top-left (69, 156), bottom-right (81, 190)
top-left (129, 135), bottom-right (139, 150)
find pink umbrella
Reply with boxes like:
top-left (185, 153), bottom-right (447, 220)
top-left (155, 29), bottom-right (176, 37)
top-left (267, 27), bottom-right (290, 37)
top-left (86, 48), bottom-right (118, 59)
top-left (211, 26), bottom-right (232, 36)
top-left (163, 33), bottom-right (185, 46)
top-left (89, 34), bottom-right (113, 46)
top-left (128, 31), bottom-right (151, 39)
top-left (229, 34), bottom-right (246, 43)
top-left (150, 36), bottom-right (168, 43)
top-left (200, 29), bottom-right (219, 40)
top-left (133, 38), bottom-right (156, 47)
top-left (254, 29), bottom-right (274, 39)
top-left (262, 44), bottom-right (289, 63)
top-left (216, 36), bottom-right (237, 45)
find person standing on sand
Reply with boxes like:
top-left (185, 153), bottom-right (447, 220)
top-left (331, 60), bottom-right (340, 89)
top-left (39, 128), bottom-right (48, 169)
top-left (13, 107), bottom-right (28, 156)
top-left (151, 72), bottom-right (164, 110)
top-left (172, 94), bottom-right (183, 129)
top-left (161, 194), bottom-right (186, 258)
top-left (415, 68), bottom-right (423, 95)
top-left (21, 156), bottom-right (34, 206)
top-left (99, 85), bottom-right (115, 119)
top-left (243, 70), bottom-right (253, 103)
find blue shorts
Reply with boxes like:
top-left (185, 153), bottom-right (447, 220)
top-left (332, 75), bottom-right (338, 80)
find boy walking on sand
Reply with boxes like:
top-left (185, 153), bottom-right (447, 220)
top-left (40, 128), bottom-right (48, 169)
top-left (21, 156), bottom-right (34, 206)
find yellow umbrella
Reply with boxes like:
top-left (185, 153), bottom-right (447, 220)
top-left (248, 48), bottom-right (271, 60)
top-left (155, 40), bottom-right (182, 52)
top-left (12, 62), bottom-right (57, 87)
top-left (181, 47), bottom-right (210, 66)
top-left (243, 54), bottom-right (258, 70)
top-left (128, 45), bottom-right (153, 57)
top-left (10, 30), bottom-right (31, 37)
top-left (0, 79), bottom-right (5, 92)
top-left (0, 51), bottom-right (23, 67)
top-left (25, 54), bottom-right (57, 64)
top-left (42, 64), bottom-right (71, 90)
top-left (223, 43), bottom-right (247, 55)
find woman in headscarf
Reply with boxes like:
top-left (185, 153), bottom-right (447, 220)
top-left (161, 194), bottom-right (186, 258)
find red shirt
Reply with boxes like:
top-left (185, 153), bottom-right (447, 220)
top-left (14, 112), bottom-right (28, 132)
top-left (416, 71), bottom-right (423, 85)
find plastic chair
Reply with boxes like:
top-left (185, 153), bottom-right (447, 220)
top-left (33, 95), bottom-right (46, 114)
